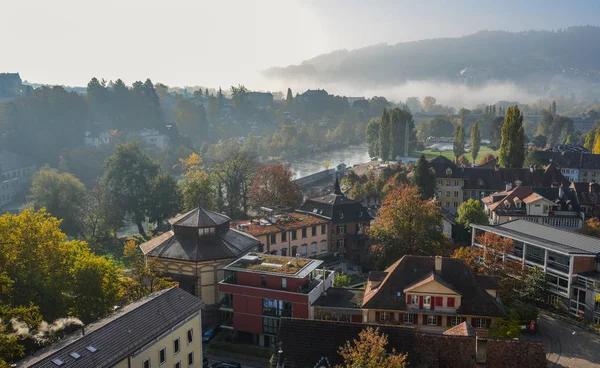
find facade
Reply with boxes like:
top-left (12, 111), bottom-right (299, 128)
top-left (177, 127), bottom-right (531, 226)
top-left (481, 185), bottom-right (584, 229)
top-left (570, 181), bottom-right (600, 218)
top-left (247, 92), bottom-right (273, 110)
top-left (311, 287), bottom-right (364, 323)
top-left (430, 156), bottom-right (467, 214)
top-left (297, 178), bottom-right (372, 262)
top-left (140, 207), bottom-right (260, 305)
top-left (83, 131), bottom-right (111, 147)
top-left (217, 253), bottom-right (334, 348)
top-left (361, 256), bottom-right (506, 331)
top-left (0, 151), bottom-right (36, 207)
top-left (17, 287), bottom-right (204, 368)
top-left (138, 128), bottom-right (168, 149)
top-left (233, 213), bottom-right (329, 257)
top-left (471, 220), bottom-right (600, 323)
top-left (534, 151), bottom-right (600, 182)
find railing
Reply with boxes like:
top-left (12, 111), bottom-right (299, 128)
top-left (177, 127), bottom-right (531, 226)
top-left (547, 260), bottom-right (570, 274)
top-left (525, 253), bottom-right (544, 265)
top-left (308, 270), bottom-right (335, 305)
top-left (575, 274), bottom-right (599, 291)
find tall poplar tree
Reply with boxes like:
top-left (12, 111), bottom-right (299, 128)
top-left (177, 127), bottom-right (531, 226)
top-left (584, 131), bottom-right (595, 151)
top-left (286, 87), bottom-right (293, 105)
top-left (593, 132), bottom-right (600, 154)
top-left (498, 106), bottom-right (525, 168)
top-left (453, 125), bottom-right (465, 163)
top-left (471, 121), bottom-right (481, 162)
top-left (379, 109), bottom-right (391, 161)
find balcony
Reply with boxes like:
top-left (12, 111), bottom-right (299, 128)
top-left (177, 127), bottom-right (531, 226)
top-left (547, 260), bottom-right (569, 274)
top-left (220, 270), bottom-right (334, 296)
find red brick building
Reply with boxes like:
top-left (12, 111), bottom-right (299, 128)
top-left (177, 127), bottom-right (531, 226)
top-left (218, 253), bottom-right (334, 348)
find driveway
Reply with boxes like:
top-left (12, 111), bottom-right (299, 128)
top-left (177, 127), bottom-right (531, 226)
top-left (532, 314), bottom-right (600, 367)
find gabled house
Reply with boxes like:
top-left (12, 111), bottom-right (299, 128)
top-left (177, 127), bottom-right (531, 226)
top-left (361, 256), bottom-right (506, 331)
top-left (570, 181), bottom-right (600, 218)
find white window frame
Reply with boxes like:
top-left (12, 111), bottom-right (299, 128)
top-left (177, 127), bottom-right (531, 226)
top-left (451, 316), bottom-right (461, 326)
top-left (423, 296), bottom-right (431, 307)
top-left (159, 347), bottom-right (167, 365)
top-left (427, 315), bottom-right (437, 325)
top-left (281, 278), bottom-right (287, 289)
top-left (380, 311), bottom-right (390, 321)
top-left (474, 318), bottom-right (485, 329)
top-left (403, 313), bottom-right (413, 324)
top-left (337, 225), bottom-right (345, 234)
top-left (143, 358), bottom-right (151, 368)
top-left (411, 295), bottom-right (418, 305)
top-left (187, 328), bottom-right (193, 344)
top-left (174, 337), bottom-right (180, 355)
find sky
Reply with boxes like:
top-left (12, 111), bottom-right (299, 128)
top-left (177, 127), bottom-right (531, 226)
top-left (3, 0), bottom-right (600, 90)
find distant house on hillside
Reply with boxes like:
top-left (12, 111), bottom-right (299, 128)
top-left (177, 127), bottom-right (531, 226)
top-left (0, 73), bottom-right (32, 100)
top-left (247, 91), bottom-right (273, 110)
top-left (0, 151), bottom-right (36, 207)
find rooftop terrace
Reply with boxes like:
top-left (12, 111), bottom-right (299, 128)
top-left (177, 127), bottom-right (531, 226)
top-left (224, 253), bottom-right (323, 278)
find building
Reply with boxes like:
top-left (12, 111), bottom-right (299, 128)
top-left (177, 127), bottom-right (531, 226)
top-left (297, 178), bottom-right (372, 262)
top-left (311, 287), bottom-right (364, 323)
top-left (481, 185), bottom-right (583, 229)
top-left (430, 156), bottom-right (468, 214)
top-left (533, 151), bottom-right (600, 182)
top-left (139, 207), bottom-right (260, 305)
top-left (17, 287), bottom-right (204, 368)
top-left (233, 213), bottom-right (329, 257)
top-left (137, 128), bottom-right (168, 149)
top-left (83, 131), bottom-right (111, 147)
top-left (247, 92), bottom-right (273, 110)
top-left (361, 256), bottom-right (506, 331)
top-left (471, 220), bottom-right (600, 323)
top-left (0, 151), bottom-right (36, 207)
top-left (277, 318), bottom-right (547, 368)
top-left (570, 181), bottom-right (600, 218)
top-left (0, 72), bottom-right (32, 100)
top-left (217, 253), bottom-right (334, 348)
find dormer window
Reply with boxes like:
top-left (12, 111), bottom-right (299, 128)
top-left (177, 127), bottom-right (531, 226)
top-left (339, 212), bottom-right (344, 220)
top-left (446, 168), bottom-right (452, 175)
top-left (198, 227), bottom-right (215, 236)
top-left (504, 201), bottom-right (511, 208)
top-left (515, 180), bottom-right (522, 187)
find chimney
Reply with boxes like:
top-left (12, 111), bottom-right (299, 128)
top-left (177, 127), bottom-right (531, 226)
top-left (435, 256), bottom-right (442, 273)
top-left (475, 337), bottom-right (488, 365)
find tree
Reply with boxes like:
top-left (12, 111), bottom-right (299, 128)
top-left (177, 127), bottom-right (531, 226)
top-left (580, 217), bottom-right (600, 238)
top-left (80, 181), bottom-right (124, 240)
top-left (552, 100), bottom-right (557, 115)
top-left (428, 117), bottom-right (454, 138)
top-left (532, 135), bottom-right (547, 148)
top-left (584, 131), bottom-right (595, 151)
top-left (453, 125), bottom-right (465, 162)
top-left (337, 327), bottom-right (407, 368)
top-left (366, 119), bottom-right (381, 157)
top-left (519, 266), bottom-right (548, 306)
top-left (248, 164), bottom-right (301, 212)
top-left (594, 132), bottom-right (600, 154)
top-left (410, 155), bottom-right (436, 199)
top-left (470, 122), bottom-right (481, 162)
top-left (334, 273), bottom-right (352, 288)
top-left (498, 106), bottom-right (525, 168)
top-left (286, 87), bottom-right (293, 105)
top-left (147, 173), bottom-right (182, 229)
top-left (103, 142), bottom-right (161, 238)
top-left (213, 146), bottom-right (257, 218)
top-left (456, 199), bottom-right (488, 228)
top-left (179, 153), bottom-right (215, 211)
top-left (488, 117), bottom-right (504, 150)
top-left (379, 109), bottom-right (391, 161)
top-left (369, 184), bottom-right (449, 268)
top-left (421, 96), bottom-right (437, 113)
top-left (489, 318), bottom-right (521, 339)
top-left (479, 153), bottom-right (496, 165)
top-left (28, 167), bottom-right (86, 237)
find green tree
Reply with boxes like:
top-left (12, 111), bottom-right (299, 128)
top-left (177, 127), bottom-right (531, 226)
top-left (366, 119), bottom-right (381, 158)
top-left (410, 155), bottom-right (436, 199)
top-left (28, 167), bottom-right (86, 237)
top-left (594, 132), bottom-right (600, 154)
top-left (286, 87), bottom-right (293, 105)
top-left (488, 116), bottom-right (504, 150)
top-left (179, 153), bottom-right (215, 211)
top-left (379, 109), bottom-right (391, 161)
top-left (147, 173), bottom-right (182, 229)
top-left (584, 131), bottom-right (595, 151)
top-left (428, 117), bottom-right (454, 138)
top-left (532, 135), bottom-right (547, 148)
top-left (337, 327), bottom-right (407, 368)
top-left (213, 146), bottom-right (257, 218)
top-left (456, 199), bottom-right (488, 228)
top-left (103, 142), bottom-right (161, 238)
top-left (470, 122), bottom-right (481, 162)
top-left (80, 181), bottom-right (125, 240)
top-left (334, 273), bottom-right (352, 287)
top-left (518, 266), bottom-right (548, 306)
top-left (489, 318), bottom-right (521, 339)
top-left (498, 106), bottom-right (525, 168)
top-left (453, 125), bottom-right (465, 162)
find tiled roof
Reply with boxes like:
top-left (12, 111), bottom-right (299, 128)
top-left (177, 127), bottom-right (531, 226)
top-left (362, 256), bottom-right (506, 318)
top-left (171, 207), bottom-right (230, 227)
top-left (297, 194), bottom-right (372, 224)
top-left (443, 321), bottom-right (476, 337)
top-left (472, 220), bottom-right (600, 255)
top-left (278, 318), bottom-right (416, 368)
top-left (475, 275), bottom-right (500, 290)
top-left (312, 287), bottom-right (364, 309)
top-left (231, 213), bottom-right (328, 237)
top-left (403, 271), bottom-right (462, 296)
top-left (18, 288), bottom-right (204, 368)
top-left (139, 230), bottom-right (174, 254)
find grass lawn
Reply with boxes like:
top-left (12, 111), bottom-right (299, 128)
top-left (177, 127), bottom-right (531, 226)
top-left (417, 145), bottom-right (498, 163)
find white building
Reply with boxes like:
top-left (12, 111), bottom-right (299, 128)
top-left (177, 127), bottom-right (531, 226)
top-left (84, 131), bottom-right (111, 147)
top-left (0, 152), bottom-right (36, 207)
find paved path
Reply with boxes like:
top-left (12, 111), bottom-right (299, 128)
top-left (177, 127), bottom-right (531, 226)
top-left (535, 314), bottom-right (600, 368)
top-left (204, 352), bottom-right (270, 368)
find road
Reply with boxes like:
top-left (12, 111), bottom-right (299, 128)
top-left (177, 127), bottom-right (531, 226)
top-left (533, 314), bottom-right (600, 368)
top-left (204, 352), bottom-right (270, 368)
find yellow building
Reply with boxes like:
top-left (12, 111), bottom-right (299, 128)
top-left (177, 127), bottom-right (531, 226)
top-left (17, 287), bottom-right (205, 368)
top-left (140, 207), bottom-right (260, 305)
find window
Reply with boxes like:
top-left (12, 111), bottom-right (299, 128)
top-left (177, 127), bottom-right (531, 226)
top-left (143, 359), bottom-right (151, 368)
top-left (281, 232), bottom-right (287, 242)
top-left (438, 180), bottom-right (442, 186)
top-left (174, 338), bottom-right (180, 355)
top-left (435, 296), bottom-right (443, 306)
top-left (423, 296), bottom-right (431, 307)
top-left (453, 191), bottom-right (458, 197)
top-left (437, 190), bottom-right (442, 197)
top-left (270, 233), bottom-right (277, 244)
top-left (411, 295), bottom-right (418, 305)
top-left (291, 230), bottom-right (297, 240)
top-left (427, 315), bottom-right (438, 325)
top-left (447, 297), bottom-right (455, 307)
top-left (160, 347), bottom-right (166, 365)
top-left (262, 274), bottom-right (267, 287)
top-left (454, 202), bottom-right (458, 208)
top-left (446, 191), bottom-right (450, 197)
top-left (198, 227), bottom-right (215, 236)
top-left (175, 362), bottom-right (181, 368)
top-left (291, 246), bottom-right (297, 257)
top-left (311, 242), bottom-right (317, 254)
top-left (270, 250), bottom-right (278, 255)
top-left (263, 317), bottom-right (280, 334)
top-left (187, 328), bottom-right (193, 344)
top-left (282, 278), bottom-right (287, 289)
top-left (187, 352), bottom-right (194, 367)
top-left (301, 244), bottom-right (308, 256)
top-left (445, 202), bottom-right (450, 208)
top-left (380, 311), bottom-right (390, 321)
top-left (281, 248), bottom-right (287, 256)
top-left (403, 313), bottom-right (413, 324)
top-left (446, 168), bottom-right (452, 175)
top-left (446, 179), bottom-right (451, 185)
top-left (474, 318), bottom-right (486, 329)
top-left (312, 226), bottom-right (317, 236)
top-left (339, 212), bottom-right (344, 219)
top-left (543, 205), bottom-right (549, 214)
top-left (454, 180), bottom-right (459, 186)
top-left (451, 316), bottom-right (461, 326)
top-left (335, 239), bottom-right (345, 248)
top-left (321, 240), bottom-right (327, 252)
top-left (337, 225), bottom-right (345, 234)
top-left (263, 299), bottom-right (293, 317)
top-left (321, 224), bottom-right (326, 234)
top-left (302, 228), bottom-right (307, 238)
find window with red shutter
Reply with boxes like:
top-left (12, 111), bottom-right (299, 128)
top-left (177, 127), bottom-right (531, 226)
top-left (406, 294), bottom-right (410, 304)
top-left (435, 296), bottom-right (443, 306)
top-left (375, 311), bottom-right (380, 322)
top-left (437, 316), bottom-right (442, 326)
top-left (447, 297), bottom-right (455, 307)
top-left (419, 296), bottom-right (423, 309)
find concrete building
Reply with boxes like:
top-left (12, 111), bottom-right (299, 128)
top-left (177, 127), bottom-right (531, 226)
top-left (17, 287), bottom-right (205, 368)
top-left (140, 207), bottom-right (260, 305)
top-left (471, 220), bottom-right (600, 323)
top-left (0, 151), bottom-right (36, 207)
top-left (217, 253), bottom-right (334, 348)
top-left (233, 212), bottom-right (329, 257)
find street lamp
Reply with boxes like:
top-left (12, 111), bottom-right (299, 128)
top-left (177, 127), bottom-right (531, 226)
top-left (276, 341), bottom-right (284, 368)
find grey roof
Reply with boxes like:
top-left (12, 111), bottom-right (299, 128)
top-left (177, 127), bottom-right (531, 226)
top-left (173, 207), bottom-right (230, 227)
top-left (0, 151), bottom-right (35, 172)
top-left (146, 228), bottom-right (259, 262)
top-left (471, 220), bottom-right (600, 255)
top-left (18, 288), bottom-right (204, 368)
top-left (312, 287), bottom-right (364, 309)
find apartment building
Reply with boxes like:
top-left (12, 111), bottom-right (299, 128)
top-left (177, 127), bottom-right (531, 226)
top-left (217, 253), bottom-right (334, 348)
top-left (0, 151), bottom-right (36, 207)
top-left (430, 156), bottom-right (468, 214)
top-left (17, 288), bottom-right (204, 368)
top-left (471, 220), bottom-right (600, 323)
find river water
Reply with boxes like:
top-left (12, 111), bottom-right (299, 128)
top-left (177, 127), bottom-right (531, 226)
top-left (287, 144), bottom-right (371, 179)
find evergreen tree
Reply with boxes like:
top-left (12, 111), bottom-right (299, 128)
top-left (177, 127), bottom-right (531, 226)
top-left (379, 109), bottom-right (391, 161)
top-left (286, 87), bottom-right (293, 105)
top-left (411, 154), bottom-right (436, 199)
top-left (205, 88), bottom-right (209, 97)
top-left (498, 106), bottom-right (525, 168)
top-left (366, 119), bottom-right (381, 158)
top-left (492, 105), bottom-right (496, 117)
top-left (453, 125), bottom-right (465, 163)
top-left (584, 131), bottom-right (595, 151)
top-left (471, 122), bottom-right (481, 162)
top-left (389, 109), bottom-right (400, 159)
top-left (552, 101), bottom-right (557, 115)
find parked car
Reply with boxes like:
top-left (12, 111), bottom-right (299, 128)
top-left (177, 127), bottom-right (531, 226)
top-left (211, 361), bottom-right (241, 368)
top-left (202, 329), bottom-right (215, 342)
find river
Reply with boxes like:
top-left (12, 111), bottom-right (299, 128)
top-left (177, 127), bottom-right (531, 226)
top-left (287, 144), bottom-right (371, 179)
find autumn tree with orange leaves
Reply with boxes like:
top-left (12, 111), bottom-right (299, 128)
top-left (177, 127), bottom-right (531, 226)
top-left (337, 327), bottom-right (407, 368)
top-left (248, 164), bottom-right (301, 212)
top-left (369, 184), bottom-right (451, 269)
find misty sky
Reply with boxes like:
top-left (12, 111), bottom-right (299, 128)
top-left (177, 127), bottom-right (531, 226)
top-left (4, 0), bottom-right (600, 89)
